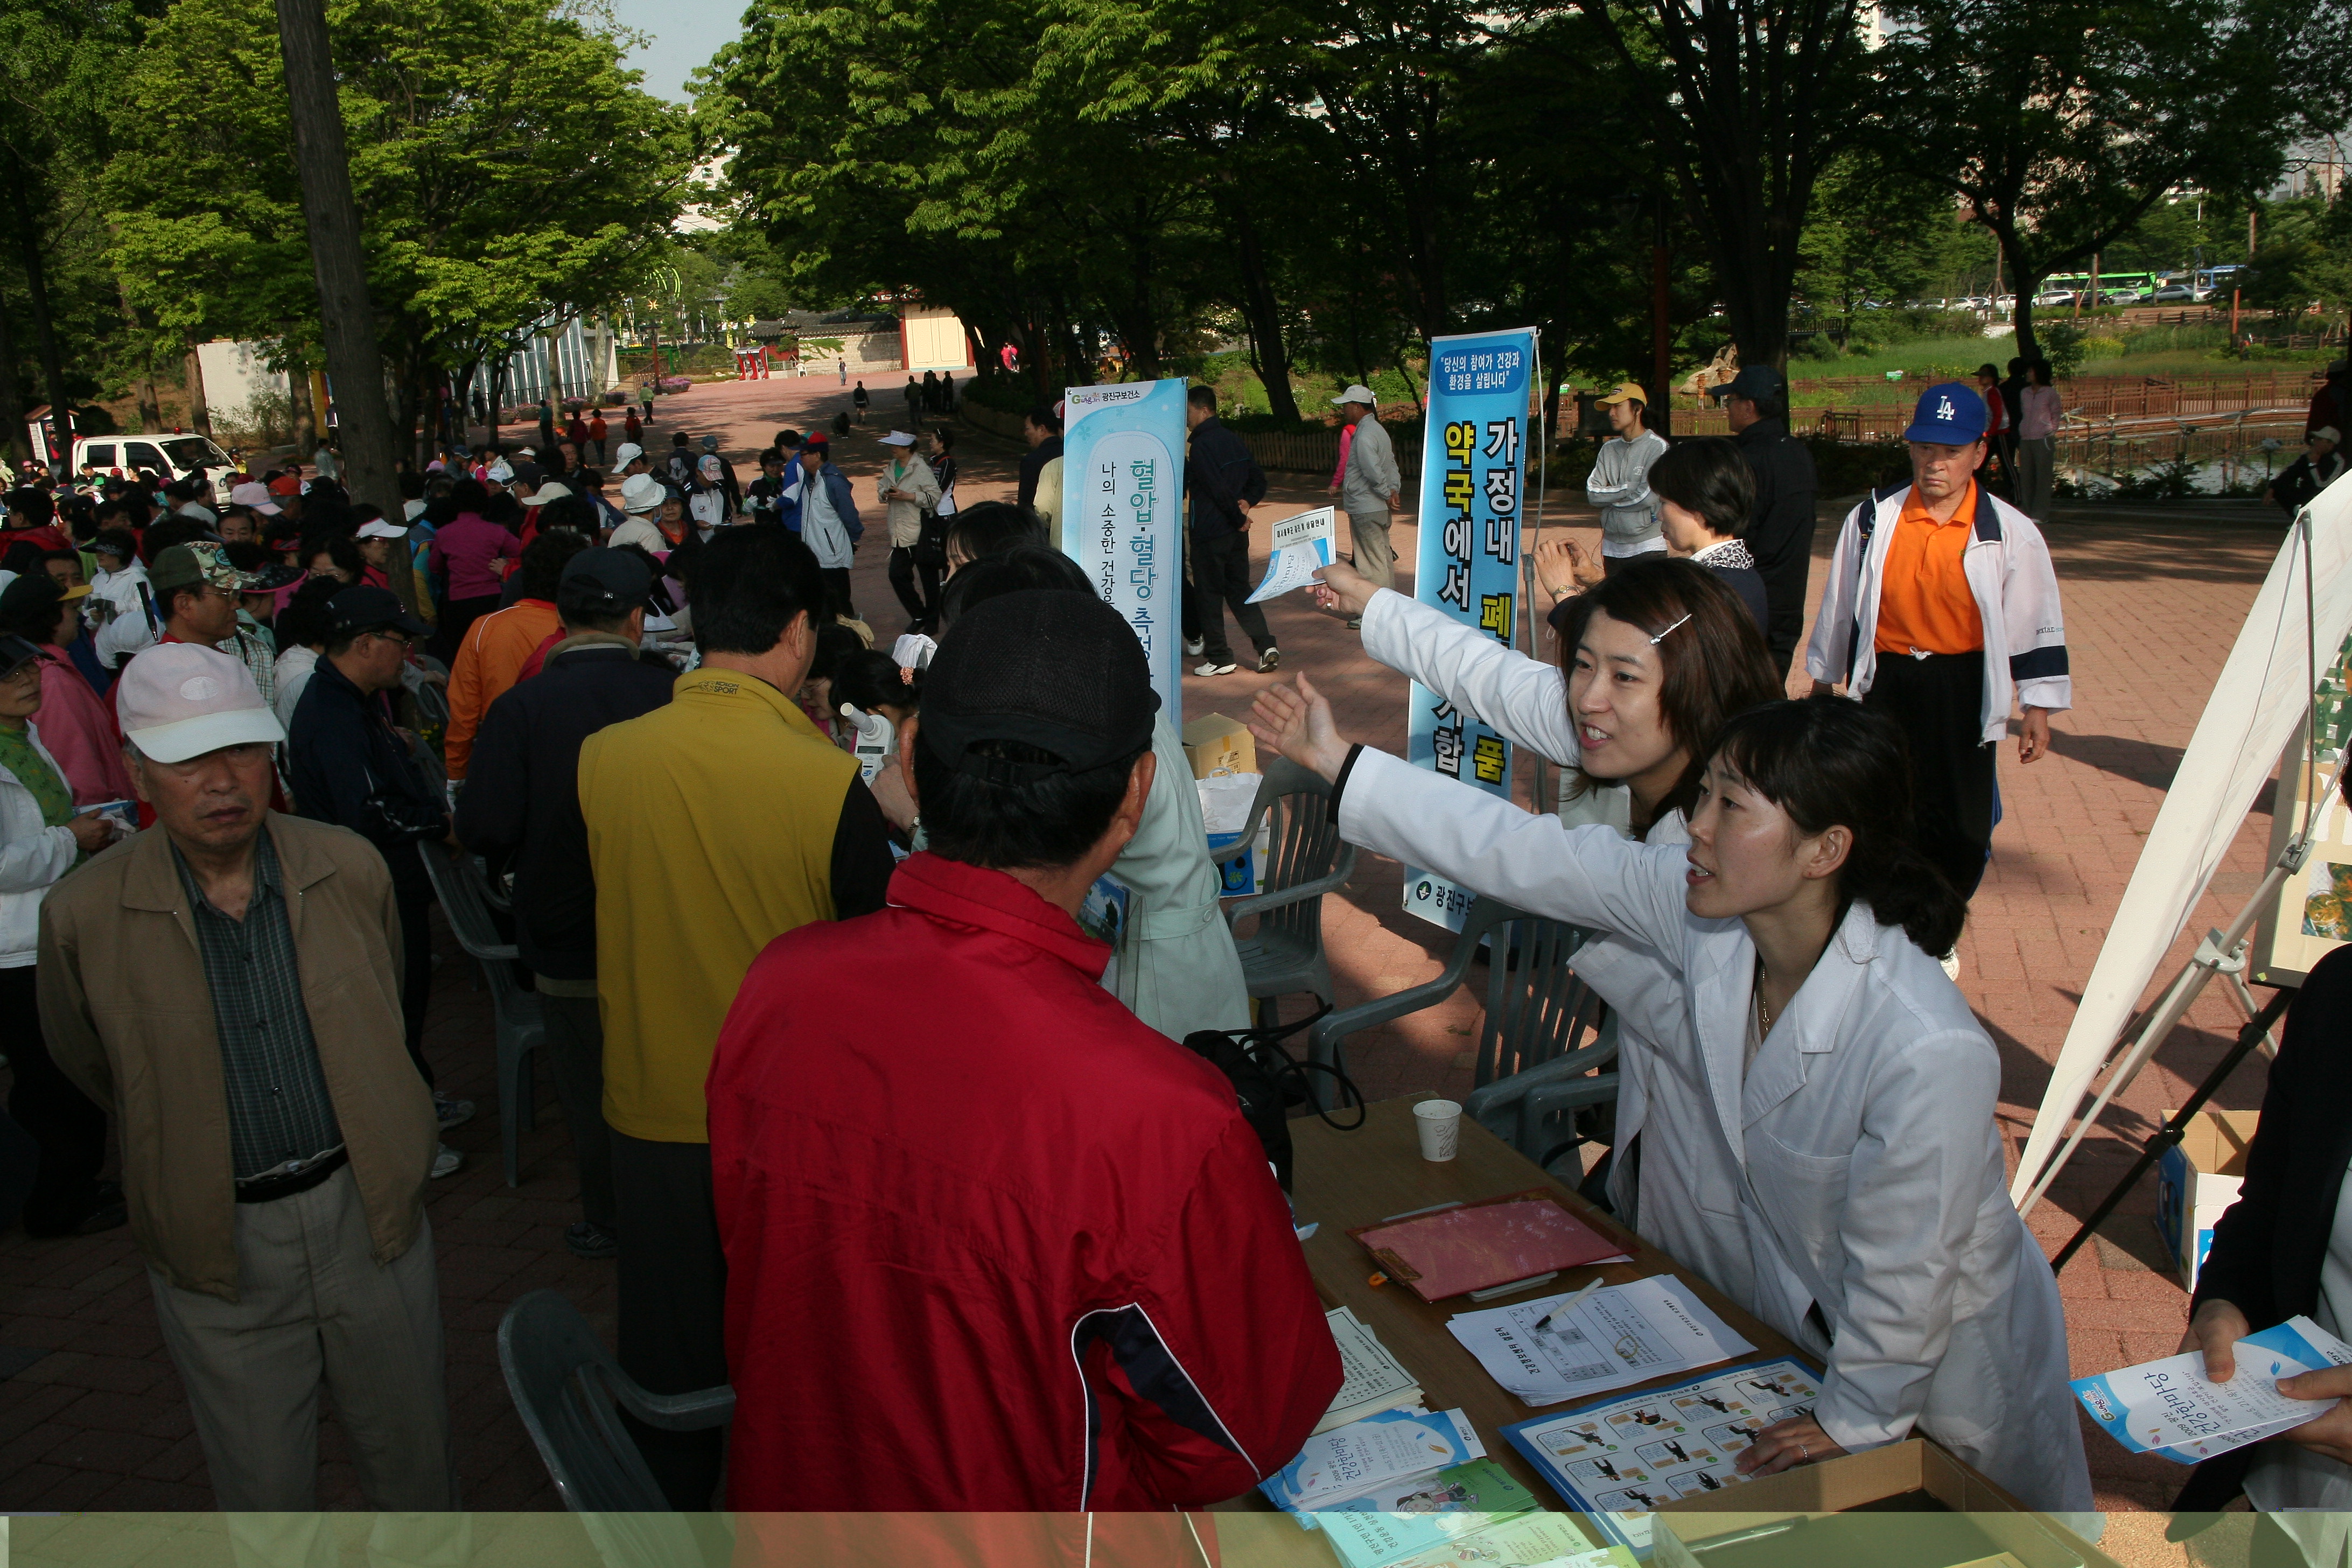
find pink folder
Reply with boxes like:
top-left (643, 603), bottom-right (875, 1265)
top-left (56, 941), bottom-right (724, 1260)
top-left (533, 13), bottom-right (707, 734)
top-left (1349, 1190), bottom-right (1632, 1303)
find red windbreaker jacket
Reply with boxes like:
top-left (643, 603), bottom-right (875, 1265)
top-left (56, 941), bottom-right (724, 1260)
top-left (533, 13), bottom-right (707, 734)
top-left (708, 852), bottom-right (1341, 1514)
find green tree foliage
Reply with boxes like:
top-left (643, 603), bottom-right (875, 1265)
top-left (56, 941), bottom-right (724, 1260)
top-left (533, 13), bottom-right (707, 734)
top-left (1873, 0), bottom-right (2352, 358)
top-left (107, 0), bottom-right (692, 454)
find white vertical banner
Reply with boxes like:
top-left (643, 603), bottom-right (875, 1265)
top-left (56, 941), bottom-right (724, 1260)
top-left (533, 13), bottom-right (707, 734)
top-left (1059, 377), bottom-right (1188, 718)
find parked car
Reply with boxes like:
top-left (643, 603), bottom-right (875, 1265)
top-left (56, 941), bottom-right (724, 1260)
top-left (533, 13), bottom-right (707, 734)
top-left (72, 435), bottom-right (235, 503)
top-left (2099, 287), bottom-right (2145, 305)
top-left (2034, 288), bottom-right (2078, 307)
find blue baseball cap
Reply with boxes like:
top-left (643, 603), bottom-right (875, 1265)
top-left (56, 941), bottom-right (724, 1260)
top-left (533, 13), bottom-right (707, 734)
top-left (1903, 382), bottom-right (1989, 446)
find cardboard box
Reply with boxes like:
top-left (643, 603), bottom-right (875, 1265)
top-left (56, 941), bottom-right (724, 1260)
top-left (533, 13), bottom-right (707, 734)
top-left (2154, 1108), bottom-right (2257, 1290)
top-left (1185, 713), bottom-right (1257, 779)
top-left (1650, 1440), bottom-right (2118, 1568)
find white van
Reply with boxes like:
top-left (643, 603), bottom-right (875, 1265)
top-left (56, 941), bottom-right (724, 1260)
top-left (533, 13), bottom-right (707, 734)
top-left (71, 434), bottom-right (236, 503)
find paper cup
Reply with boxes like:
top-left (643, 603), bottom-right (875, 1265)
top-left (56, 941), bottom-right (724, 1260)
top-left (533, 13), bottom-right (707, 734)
top-left (1414, 1099), bottom-right (1463, 1162)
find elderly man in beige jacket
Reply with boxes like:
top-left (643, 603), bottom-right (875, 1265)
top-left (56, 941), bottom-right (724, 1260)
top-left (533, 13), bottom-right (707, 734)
top-left (876, 429), bottom-right (944, 632)
top-left (38, 643), bottom-right (457, 1532)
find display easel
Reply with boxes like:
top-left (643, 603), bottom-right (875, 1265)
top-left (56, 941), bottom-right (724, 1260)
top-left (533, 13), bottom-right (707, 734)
top-left (2014, 758), bottom-right (2329, 1218)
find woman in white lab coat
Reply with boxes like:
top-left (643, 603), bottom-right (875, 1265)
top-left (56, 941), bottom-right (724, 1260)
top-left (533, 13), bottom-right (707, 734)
top-left (1320, 557), bottom-right (1781, 1276)
top-left (1248, 684), bottom-right (2092, 1513)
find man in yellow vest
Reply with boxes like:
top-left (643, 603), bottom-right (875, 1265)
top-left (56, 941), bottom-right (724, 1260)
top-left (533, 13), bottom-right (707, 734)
top-left (578, 525), bottom-right (897, 1508)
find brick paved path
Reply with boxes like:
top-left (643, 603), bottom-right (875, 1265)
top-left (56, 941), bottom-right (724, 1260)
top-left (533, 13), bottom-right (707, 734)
top-left (0, 374), bottom-right (2296, 1557)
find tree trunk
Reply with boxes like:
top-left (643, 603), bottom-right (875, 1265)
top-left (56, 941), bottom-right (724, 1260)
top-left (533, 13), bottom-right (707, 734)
top-left (7, 159), bottom-right (75, 472)
top-left (275, 0), bottom-right (402, 585)
top-left (183, 340), bottom-right (213, 438)
top-left (1224, 193), bottom-right (1299, 424)
top-left (0, 295), bottom-right (27, 468)
top-left (113, 271), bottom-right (164, 435)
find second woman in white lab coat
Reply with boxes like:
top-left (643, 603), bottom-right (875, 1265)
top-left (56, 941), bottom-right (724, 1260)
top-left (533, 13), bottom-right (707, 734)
top-left (1248, 683), bottom-right (2091, 1513)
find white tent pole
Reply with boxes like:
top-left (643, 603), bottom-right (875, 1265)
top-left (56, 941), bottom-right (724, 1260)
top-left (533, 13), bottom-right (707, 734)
top-left (2015, 764), bottom-right (2338, 1217)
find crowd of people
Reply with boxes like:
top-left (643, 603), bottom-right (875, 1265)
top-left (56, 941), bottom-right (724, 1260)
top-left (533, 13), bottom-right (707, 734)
top-left (0, 363), bottom-right (2346, 1556)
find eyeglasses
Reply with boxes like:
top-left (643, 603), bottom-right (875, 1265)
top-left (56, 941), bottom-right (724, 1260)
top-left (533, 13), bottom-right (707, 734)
top-left (362, 629), bottom-right (417, 650)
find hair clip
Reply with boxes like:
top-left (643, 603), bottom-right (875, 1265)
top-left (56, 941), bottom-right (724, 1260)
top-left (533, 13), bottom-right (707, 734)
top-left (1649, 613), bottom-right (1693, 645)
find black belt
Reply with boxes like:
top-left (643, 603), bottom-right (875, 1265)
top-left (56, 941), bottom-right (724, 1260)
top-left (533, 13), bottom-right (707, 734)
top-left (234, 1146), bottom-right (348, 1205)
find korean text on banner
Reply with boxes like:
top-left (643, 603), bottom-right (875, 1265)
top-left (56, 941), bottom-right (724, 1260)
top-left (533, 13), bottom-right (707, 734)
top-left (1061, 378), bottom-right (1187, 718)
top-left (1405, 327), bottom-right (1538, 931)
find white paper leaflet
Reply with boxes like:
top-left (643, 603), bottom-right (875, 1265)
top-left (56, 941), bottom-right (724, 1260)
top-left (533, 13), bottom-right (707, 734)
top-left (2074, 1315), bottom-right (2352, 1462)
top-left (1448, 1275), bottom-right (1754, 1406)
top-left (1247, 506), bottom-right (1338, 603)
top-left (1263, 1406), bottom-right (1488, 1511)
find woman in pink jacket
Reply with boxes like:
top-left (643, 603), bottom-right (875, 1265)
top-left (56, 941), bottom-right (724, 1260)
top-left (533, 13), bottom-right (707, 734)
top-left (0, 575), bottom-right (134, 806)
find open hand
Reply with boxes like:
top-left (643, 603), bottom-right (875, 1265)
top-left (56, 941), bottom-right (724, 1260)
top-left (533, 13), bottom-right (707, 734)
top-left (1311, 560), bottom-right (1378, 620)
top-left (1249, 674), bottom-right (1352, 783)
top-left (1534, 537), bottom-right (1600, 601)
top-left (1732, 1414), bottom-right (1847, 1478)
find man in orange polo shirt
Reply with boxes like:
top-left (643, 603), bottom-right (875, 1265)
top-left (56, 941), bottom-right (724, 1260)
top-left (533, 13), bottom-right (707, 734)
top-left (1805, 383), bottom-right (2070, 921)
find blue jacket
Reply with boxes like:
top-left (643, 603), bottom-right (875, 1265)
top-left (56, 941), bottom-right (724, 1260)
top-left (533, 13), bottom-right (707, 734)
top-left (780, 463), bottom-right (862, 542)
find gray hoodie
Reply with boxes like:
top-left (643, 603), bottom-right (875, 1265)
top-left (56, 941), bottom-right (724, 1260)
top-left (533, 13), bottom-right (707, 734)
top-left (1586, 429), bottom-right (1669, 551)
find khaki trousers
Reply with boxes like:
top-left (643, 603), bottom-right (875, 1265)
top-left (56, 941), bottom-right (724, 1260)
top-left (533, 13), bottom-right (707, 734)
top-left (147, 1163), bottom-right (457, 1514)
top-left (1348, 508), bottom-right (1397, 591)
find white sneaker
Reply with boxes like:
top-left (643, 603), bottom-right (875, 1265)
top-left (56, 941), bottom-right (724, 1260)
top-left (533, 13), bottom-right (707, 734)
top-left (1194, 660), bottom-right (1238, 677)
top-left (1940, 949), bottom-right (1962, 982)
top-left (435, 1093), bottom-right (476, 1131)
top-left (1184, 636), bottom-right (1205, 657)
top-left (431, 1144), bottom-right (461, 1179)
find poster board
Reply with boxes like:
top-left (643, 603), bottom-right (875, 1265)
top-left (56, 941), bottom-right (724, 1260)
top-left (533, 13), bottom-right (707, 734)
top-left (1404, 327), bottom-right (1539, 932)
top-left (2252, 628), bottom-right (2352, 985)
top-left (1060, 377), bottom-right (1187, 720)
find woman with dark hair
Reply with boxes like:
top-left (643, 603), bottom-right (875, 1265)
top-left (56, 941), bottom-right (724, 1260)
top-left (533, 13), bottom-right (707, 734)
top-left (299, 531), bottom-right (364, 586)
top-left (1248, 685), bottom-right (2090, 1514)
top-left (0, 575), bottom-right (132, 803)
top-left (942, 501), bottom-right (1047, 577)
top-left (1534, 440), bottom-right (1768, 633)
top-left (1314, 554), bottom-right (1780, 841)
top-left (426, 477), bottom-right (523, 661)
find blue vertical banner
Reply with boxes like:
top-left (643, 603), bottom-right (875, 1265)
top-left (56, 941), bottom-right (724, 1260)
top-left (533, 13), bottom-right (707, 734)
top-left (1061, 378), bottom-right (1187, 719)
top-left (1404, 328), bottom-right (1538, 931)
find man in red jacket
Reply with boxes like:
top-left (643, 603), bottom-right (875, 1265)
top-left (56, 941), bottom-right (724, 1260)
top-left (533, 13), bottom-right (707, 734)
top-left (709, 588), bottom-right (1341, 1514)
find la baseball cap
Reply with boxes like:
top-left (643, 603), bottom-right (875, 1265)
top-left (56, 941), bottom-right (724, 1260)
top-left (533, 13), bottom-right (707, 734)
top-left (1903, 381), bottom-right (1990, 445)
top-left (116, 642), bottom-right (285, 762)
top-left (919, 589), bottom-right (1158, 782)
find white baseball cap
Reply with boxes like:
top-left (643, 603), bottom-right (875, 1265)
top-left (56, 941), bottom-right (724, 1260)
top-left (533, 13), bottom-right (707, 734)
top-left (117, 643), bottom-right (285, 764)
top-left (1332, 384), bottom-right (1377, 407)
top-left (355, 518), bottom-right (409, 539)
top-left (486, 459), bottom-right (515, 484)
top-left (619, 473), bottom-right (667, 514)
top-left (520, 482), bottom-right (573, 507)
top-left (612, 442), bottom-right (645, 470)
top-left (228, 481), bottom-right (282, 515)
top-left (878, 430), bottom-right (916, 447)
top-left (403, 499), bottom-right (429, 522)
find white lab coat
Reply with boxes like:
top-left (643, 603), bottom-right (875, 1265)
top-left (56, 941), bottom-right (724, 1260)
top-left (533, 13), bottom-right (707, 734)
top-left (1358, 588), bottom-right (1699, 1226)
top-left (1334, 744), bottom-right (2091, 1512)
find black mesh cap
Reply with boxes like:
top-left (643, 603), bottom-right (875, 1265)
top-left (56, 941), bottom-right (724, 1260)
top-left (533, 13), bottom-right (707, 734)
top-left (921, 589), bottom-right (1159, 781)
